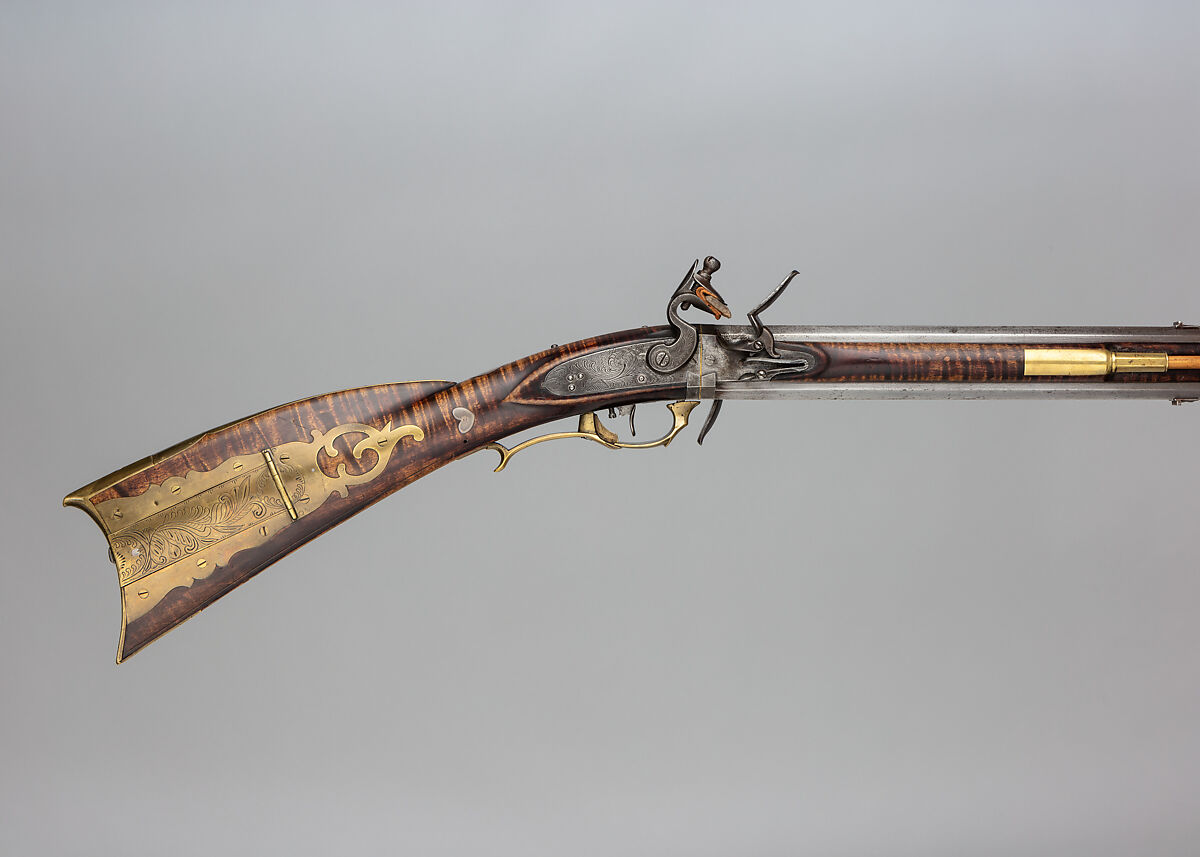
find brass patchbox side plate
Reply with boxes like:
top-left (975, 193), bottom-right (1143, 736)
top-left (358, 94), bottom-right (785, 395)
top-left (68, 421), bottom-right (423, 630)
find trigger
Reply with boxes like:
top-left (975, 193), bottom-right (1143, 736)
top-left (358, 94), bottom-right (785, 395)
top-left (696, 400), bottom-right (723, 445)
top-left (605, 405), bottom-right (639, 437)
top-left (616, 404), bottom-right (637, 437)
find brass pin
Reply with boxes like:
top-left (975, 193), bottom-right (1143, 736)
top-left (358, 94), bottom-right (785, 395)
top-left (262, 449), bottom-right (299, 521)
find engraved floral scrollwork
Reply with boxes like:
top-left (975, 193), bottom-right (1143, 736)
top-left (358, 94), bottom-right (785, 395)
top-left (542, 341), bottom-right (682, 397)
top-left (93, 419), bottom-right (426, 621)
top-left (580, 351), bottom-right (628, 381)
top-left (109, 467), bottom-right (285, 584)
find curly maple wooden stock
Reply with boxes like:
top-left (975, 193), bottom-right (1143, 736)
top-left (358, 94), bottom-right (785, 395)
top-left (65, 327), bottom-right (683, 662)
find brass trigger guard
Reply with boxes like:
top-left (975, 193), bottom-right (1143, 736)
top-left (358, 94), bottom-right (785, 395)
top-left (483, 401), bottom-right (701, 472)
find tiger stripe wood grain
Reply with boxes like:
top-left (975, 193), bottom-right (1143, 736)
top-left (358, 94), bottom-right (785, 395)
top-left (71, 327), bottom-right (683, 661)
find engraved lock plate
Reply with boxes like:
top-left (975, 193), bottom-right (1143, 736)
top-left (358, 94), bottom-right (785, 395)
top-left (80, 421), bottom-right (423, 625)
top-left (543, 340), bottom-right (679, 397)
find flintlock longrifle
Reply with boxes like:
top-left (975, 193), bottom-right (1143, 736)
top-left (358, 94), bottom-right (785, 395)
top-left (65, 257), bottom-right (1200, 662)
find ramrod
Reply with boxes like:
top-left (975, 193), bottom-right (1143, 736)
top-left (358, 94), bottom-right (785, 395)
top-left (64, 257), bottom-right (1200, 662)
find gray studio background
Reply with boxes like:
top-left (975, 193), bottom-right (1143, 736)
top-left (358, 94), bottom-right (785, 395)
top-left (2, 2), bottom-right (1198, 854)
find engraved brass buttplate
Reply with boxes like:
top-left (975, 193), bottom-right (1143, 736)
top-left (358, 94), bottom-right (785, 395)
top-left (69, 421), bottom-right (423, 628)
